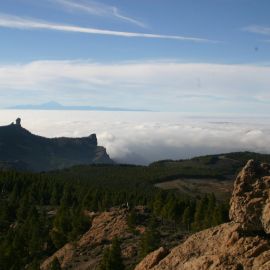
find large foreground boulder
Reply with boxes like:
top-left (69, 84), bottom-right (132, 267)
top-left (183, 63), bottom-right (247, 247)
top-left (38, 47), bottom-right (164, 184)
top-left (230, 159), bottom-right (270, 233)
top-left (135, 160), bottom-right (270, 270)
top-left (136, 222), bottom-right (270, 270)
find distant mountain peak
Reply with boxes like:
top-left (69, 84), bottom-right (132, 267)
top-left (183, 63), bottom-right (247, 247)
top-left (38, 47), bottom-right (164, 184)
top-left (41, 101), bottom-right (62, 107)
top-left (7, 101), bottom-right (150, 112)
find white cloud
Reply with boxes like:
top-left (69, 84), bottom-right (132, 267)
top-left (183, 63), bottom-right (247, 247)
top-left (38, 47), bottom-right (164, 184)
top-left (54, 0), bottom-right (147, 28)
top-left (0, 60), bottom-right (270, 113)
top-left (1, 110), bottom-right (270, 164)
top-left (243, 25), bottom-right (270, 35)
top-left (0, 14), bottom-right (212, 42)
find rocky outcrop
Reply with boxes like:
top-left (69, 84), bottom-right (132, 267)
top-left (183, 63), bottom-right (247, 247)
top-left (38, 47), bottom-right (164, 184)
top-left (0, 119), bottom-right (113, 171)
top-left (78, 209), bottom-right (131, 247)
top-left (134, 247), bottom-right (169, 270)
top-left (41, 208), bottom-right (142, 270)
top-left (135, 160), bottom-right (270, 270)
top-left (40, 243), bottom-right (75, 270)
top-left (230, 159), bottom-right (270, 233)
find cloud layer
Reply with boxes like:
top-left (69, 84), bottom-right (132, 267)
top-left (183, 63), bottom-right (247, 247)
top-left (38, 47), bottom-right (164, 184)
top-left (1, 110), bottom-right (270, 165)
top-left (0, 60), bottom-right (270, 113)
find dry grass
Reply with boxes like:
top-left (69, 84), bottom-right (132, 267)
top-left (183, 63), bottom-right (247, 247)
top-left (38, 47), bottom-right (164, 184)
top-left (155, 178), bottom-right (233, 201)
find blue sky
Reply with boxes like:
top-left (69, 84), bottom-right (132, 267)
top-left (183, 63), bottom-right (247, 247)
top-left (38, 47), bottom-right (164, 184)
top-left (0, 0), bottom-right (270, 113)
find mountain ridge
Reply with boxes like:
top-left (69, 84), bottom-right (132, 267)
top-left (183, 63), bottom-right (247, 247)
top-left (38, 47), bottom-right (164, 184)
top-left (0, 118), bottom-right (113, 171)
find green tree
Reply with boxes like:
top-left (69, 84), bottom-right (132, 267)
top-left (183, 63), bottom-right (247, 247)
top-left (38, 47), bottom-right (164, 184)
top-left (139, 217), bottom-right (160, 258)
top-left (182, 206), bottom-right (191, 231)
top-left (50, 257), bottom-right (61, 270)
top-left (127, 208), bottom-right (137, 230)
top-left (99, 238), bottom-right (124, 270)
top-left (192, 196), bottom-right (208, 231)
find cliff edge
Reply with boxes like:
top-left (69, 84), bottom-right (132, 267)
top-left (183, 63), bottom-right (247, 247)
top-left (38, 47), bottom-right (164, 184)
top-left (0, 118), bottom-right (113, 171)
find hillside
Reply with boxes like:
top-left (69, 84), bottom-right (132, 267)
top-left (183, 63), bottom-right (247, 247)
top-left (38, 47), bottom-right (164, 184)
top-left (0, 163), bottom-right (228, 270)
top-left (2, 152), bottom-right (270, 269)
top-left (45, 151), bottom-right (270, 200)
top-left (135, 160), bottom-right (270, 270)
top-left (0, 118), bottom-right (113, 171)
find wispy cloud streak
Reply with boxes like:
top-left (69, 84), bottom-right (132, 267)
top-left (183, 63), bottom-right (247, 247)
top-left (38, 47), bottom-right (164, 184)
top-left (54, 0), bottom-right (146, 28)
top-left (243, 25), bottom-right (270, 35)
top-left (0, 14), bottom-right (215, 42)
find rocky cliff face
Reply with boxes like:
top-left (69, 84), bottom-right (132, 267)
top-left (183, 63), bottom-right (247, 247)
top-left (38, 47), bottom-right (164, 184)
top-left (0, 119), bottom-right (113, 171)
top-left (135, 160), bottom-right (270, 270)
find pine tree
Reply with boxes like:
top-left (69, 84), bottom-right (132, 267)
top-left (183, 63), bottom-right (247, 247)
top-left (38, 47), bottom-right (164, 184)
top-left (99, 238), bottom-right (124, 270)
top-left (108, 238), bottom-right (125, 270)
top-left (182, 206), bottom-right (191, 231)
top-left (127, 208), bottom-right (137, 230)
top-left (99, 247), bottom-right (110, 270)
top-left (192, 196), bottom-right (208, 231)
top-left (139, 217), bottom-right (160, 258)
top-left (203, 193), bottom-right (216, 228)
top-left (50, 257), bottom-right (61, 270)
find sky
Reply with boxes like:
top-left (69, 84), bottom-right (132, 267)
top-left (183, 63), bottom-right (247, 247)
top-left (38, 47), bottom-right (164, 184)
top-left (0, 0), bottom-right (270, 113)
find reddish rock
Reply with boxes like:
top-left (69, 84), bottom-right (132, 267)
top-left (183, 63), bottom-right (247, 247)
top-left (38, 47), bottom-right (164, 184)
top-left (41, 208), bottom-right (132, 270)
top-left (229, 160), bottom-right (270, 232)
top-left (78, 208), bottom-right (131, 247)
top-left (40, 243), bottom-right (75, 269)
top-left (135, 160), bottom-right (270, 270)
top-left (135, 247), bottom-right (169, 270)
top-left (136, 222), bottom-right (270, 270)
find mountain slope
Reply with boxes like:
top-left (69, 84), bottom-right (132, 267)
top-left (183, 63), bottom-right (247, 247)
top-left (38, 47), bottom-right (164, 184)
top-left (135, 160), bottom-right (270, 270)
top-left (0, 119), bottom-right (113, 171)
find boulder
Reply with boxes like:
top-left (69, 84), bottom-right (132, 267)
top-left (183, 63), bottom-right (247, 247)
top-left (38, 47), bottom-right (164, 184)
top-left (229, 159), bottom-right (270, 232)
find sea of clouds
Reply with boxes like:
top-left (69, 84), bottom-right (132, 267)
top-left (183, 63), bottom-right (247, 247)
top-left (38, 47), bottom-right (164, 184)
top-left (1, 110), bottom-right (270, 165)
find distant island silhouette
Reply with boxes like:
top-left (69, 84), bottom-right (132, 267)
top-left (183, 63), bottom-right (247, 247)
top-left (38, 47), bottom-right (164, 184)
top-left (7, 101), bottom-right (150, 111)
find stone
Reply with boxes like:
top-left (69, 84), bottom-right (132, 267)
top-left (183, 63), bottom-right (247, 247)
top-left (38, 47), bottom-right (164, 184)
top-left (135, 222), bottom-right (270, 270)
top-left (134, 247), bottom-right (169, 270)
top-left (229, 160), bottom-right (270, 232)
top-left (40, 243), bottom-right (75, 269)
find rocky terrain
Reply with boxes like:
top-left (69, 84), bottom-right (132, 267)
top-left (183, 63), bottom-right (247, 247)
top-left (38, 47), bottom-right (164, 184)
top-left (0, 118), bottom-right (113, 171)
top-left (135, 160), bottom-right (270, 270)
top-left (40, 206), bottom-right (186, 270)
top-left (41, 207), bottom-right (145, 270)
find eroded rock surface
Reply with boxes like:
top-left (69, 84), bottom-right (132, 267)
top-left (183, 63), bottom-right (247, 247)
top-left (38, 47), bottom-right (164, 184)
top-left (136, 160), bottom-right (270, 270)
top-left (229, 159), bottom-right (270, 232)
top-left (134, 247), bottom-right (169, 270)
top-left (41, 208), bottom-right (144, 270)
